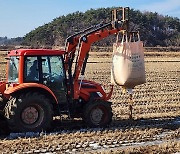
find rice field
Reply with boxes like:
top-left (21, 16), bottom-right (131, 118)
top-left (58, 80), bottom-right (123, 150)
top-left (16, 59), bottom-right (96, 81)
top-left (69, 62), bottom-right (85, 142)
top-left (0, 50), bottom-right (179, 153)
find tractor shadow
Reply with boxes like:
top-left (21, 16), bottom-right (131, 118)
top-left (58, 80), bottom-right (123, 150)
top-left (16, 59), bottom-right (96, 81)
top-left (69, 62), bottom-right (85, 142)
top-left (1, 116), bottom-right (179, 139)
top-left (52, 116), bottom-right (180, 131)
top-left (111, 116), bottom-right (180, 130)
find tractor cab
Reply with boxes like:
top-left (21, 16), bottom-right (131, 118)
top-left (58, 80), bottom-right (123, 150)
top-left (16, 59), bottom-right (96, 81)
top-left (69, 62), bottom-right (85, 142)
top-left (5, 49), bottom-right (67, 104)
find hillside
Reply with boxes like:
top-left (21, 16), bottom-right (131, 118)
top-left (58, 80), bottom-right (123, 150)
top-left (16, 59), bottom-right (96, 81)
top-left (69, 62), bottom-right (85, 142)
top-left (23, 7), bottom-right (180, 48)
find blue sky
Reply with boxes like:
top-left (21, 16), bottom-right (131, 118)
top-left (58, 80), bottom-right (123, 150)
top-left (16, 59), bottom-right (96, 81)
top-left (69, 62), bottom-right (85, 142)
top-left (0, 0), bottom-right (179, 38)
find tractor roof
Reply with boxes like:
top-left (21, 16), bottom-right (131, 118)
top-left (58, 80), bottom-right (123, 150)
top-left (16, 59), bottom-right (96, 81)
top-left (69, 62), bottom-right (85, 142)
top-left (8, 49), bottom-right (66, 56)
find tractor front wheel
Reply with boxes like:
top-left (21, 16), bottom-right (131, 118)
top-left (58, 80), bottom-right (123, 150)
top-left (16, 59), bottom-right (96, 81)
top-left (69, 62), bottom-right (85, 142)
top-left (4, 92), bottom-right (53, 132)
top-left (83, 100), bottom-right (112, 127)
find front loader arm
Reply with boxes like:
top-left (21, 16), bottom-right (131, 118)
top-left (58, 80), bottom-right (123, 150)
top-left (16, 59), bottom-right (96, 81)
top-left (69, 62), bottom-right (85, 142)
top-left (73, 25), bottom-right (124, 99)
top-left (72, 7), bottom-right (130, 99)
top-left (64, 7), bottom-right (129, 99)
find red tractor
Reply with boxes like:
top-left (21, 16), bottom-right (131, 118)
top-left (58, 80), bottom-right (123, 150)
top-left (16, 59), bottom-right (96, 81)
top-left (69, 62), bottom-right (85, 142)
top-left (0, 8), bottom-right (129, 132)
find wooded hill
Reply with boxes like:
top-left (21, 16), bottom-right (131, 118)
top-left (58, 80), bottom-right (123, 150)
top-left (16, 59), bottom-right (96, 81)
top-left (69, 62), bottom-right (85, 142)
top-left (23, 7), bottom-right (180, 47)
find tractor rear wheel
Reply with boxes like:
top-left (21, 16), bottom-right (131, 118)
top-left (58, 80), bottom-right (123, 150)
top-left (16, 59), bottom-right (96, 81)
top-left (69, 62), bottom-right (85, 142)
top-left (4, 92), bottom-right (53, 132)
top-left (83, 100), bottom-right (113, 127)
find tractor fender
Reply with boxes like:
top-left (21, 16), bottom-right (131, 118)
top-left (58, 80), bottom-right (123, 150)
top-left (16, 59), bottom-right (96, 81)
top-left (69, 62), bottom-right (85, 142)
top-left (80, 89), bottom-right (90, 101)
top-left (4, 83), bottom-right (58, 104)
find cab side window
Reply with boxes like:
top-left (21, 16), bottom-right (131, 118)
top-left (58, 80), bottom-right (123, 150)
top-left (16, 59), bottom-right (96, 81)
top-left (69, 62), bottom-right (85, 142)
top-left (24, 57), bottom-right (39, 82)
top-left (50, 56), bottom-right (65, 80)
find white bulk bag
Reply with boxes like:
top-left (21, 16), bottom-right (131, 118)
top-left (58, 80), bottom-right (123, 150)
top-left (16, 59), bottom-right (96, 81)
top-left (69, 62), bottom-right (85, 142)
top-left (111, 32), bottom-right (146, 88)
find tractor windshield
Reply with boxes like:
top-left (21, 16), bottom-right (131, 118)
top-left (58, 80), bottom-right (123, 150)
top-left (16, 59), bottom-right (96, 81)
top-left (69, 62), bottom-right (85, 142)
top-left (8, 56), bottom-right (19, 82)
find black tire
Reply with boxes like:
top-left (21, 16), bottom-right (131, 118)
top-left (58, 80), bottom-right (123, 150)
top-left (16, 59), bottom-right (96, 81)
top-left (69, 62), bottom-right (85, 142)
top-left (83, 100), bottom-right (113, 127)
top-left (0, 110), bottom-right (9, 135)
top-left (4, 92), bottom-right (53, 132)
top-left (0, 94), bottom-right (8, 110)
